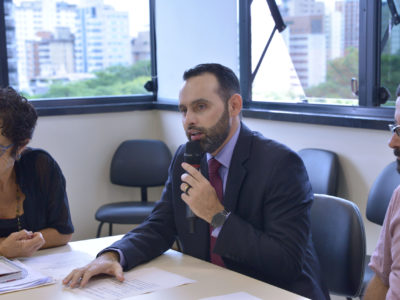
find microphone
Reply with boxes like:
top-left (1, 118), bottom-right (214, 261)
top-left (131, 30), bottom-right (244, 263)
top-left (184, 140), bottom-right (203, 234)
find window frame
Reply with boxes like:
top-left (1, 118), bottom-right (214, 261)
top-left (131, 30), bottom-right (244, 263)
top-left (238, 0), bottom-right (394, 130)
top-left (0, 0), bottom-right (157, 116)
top-left (0, 0), bottom-right (395, 130)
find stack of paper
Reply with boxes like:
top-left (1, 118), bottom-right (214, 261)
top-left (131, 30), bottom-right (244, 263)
top-left (0, 256), bottom-right (27, 283)
top-left (0, 259), bottom-right (54, 294)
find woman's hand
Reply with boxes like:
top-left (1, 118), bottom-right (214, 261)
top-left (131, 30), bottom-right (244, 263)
top-left (0, 230), bottom-right (45, 258)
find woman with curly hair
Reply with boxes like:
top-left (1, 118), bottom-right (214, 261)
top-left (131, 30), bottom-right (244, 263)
top-left (0, 87), bottom-right (74, 258)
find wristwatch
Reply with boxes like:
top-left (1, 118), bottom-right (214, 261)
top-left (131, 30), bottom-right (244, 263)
top-left (211, 209), bottom-right (230, 229)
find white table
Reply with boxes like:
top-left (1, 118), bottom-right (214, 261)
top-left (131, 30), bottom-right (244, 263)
top-left (2, 235), bottom-right (308, 299)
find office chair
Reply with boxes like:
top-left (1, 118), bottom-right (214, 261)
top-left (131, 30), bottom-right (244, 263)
top-left (360, 161), bottom-right (400, 297)
top-left (95, 139), bottom-right (172, 237)
top-left (298, 148), bottom-right (339, 196)
top-left (311, 194), bottom-right (366, 299)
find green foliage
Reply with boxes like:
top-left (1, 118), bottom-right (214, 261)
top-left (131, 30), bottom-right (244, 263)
top-left (29, 60), bottom-right (151, 99)
top-left (305, 48), bottom-right (358, 100)
top-left (381, 53), bottom-right (400, 100)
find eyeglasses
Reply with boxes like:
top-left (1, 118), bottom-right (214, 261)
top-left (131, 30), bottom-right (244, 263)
top-left (389, 124), bottom-right (400, 137)
top-left (0, 143), bottom-right (13, 158)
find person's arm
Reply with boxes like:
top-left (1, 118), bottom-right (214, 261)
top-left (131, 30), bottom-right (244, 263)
top-left (63, 147), bottom-right (182, 287)
top-left (368, 187), bottom-right (400, 300)
top-left (39, 228), bottom-right (72, 249)
top-left (364, 275), bottom-right (388, 300)
top-left (213, 149), bottom-right (313, 284)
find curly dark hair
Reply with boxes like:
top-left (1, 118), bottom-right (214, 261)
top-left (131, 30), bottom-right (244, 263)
top-left (183, 63), bottom-right (240, 103)
top-left (0, 87), bottom-right (38, 158)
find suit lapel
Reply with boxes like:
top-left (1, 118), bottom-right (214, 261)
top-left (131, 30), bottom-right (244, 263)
top-left (223, 123), bottom-right (252, 212)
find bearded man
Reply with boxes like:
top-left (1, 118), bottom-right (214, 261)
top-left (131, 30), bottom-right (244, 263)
top-left (64, 63), bottom-right (328, 300)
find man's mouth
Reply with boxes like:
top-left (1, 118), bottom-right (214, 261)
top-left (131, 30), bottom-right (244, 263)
top-left (188, 130), bottom-right (204, 141)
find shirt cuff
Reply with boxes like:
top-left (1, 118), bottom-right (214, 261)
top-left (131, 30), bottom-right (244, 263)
top-left (97, 248), bottom-right (126, 268)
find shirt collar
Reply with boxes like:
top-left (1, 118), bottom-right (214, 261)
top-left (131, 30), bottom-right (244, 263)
top-left (206, 123), bottom-right (241, 169)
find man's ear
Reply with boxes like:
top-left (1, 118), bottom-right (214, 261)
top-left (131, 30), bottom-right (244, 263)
top-left (228, 94), bottom-right (243, 117)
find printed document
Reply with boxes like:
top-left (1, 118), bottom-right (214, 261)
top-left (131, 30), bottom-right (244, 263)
top-left (66, 267), bottom-right (195, 299)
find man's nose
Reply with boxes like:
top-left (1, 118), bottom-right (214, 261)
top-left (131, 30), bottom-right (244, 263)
top-left (389, 133), bottom-right (400, 149)
top-left (184, 110), bottom-right (196, 127)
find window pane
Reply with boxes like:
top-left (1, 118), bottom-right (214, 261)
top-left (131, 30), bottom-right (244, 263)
top-left (380, 0), bottom-right (400, 106)
top-left (8, 0), bottom-right (151, 99)
top-left (251, 0), bottom-right (359, 105)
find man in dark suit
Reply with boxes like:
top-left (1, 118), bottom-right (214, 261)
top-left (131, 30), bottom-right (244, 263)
top-left (64, 63), bottom-right (328, 299)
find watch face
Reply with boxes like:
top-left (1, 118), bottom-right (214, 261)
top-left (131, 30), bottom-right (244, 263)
top-left (212, 211), bottom-right (228, 228)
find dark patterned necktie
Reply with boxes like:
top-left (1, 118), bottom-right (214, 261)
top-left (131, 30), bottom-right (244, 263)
top-left (208, 158), bottom-right (225, 267)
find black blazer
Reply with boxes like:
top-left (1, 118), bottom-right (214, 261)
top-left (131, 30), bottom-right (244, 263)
top-left (106, 123), bottom-right (329, 300)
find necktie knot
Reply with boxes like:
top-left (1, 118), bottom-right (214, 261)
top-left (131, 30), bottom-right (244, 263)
top-left (208, 158), bottom-right (222, 175)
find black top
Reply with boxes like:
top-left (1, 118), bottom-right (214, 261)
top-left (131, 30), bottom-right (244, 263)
top-left (0, 148), bottom-right (74, 237)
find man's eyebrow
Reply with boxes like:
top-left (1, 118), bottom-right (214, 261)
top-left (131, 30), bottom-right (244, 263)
top-left (179, 99), bottom-right (210, 111)
top-left (191, 98), bottom-right (209, 105)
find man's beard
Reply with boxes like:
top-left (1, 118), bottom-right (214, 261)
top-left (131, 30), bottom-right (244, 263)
top-left (395, 148), bottom-right (400, 173)
top-left (187, 106), bottom-right (230, 154)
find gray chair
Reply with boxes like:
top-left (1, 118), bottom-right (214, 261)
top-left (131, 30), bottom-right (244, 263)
top-left (298, 148), bottom-right (339, 196)
top-left (95, 139), bottom-right (172, 237)
top-left (311, 194), bottom-right (366, 299)
top-left (360, 161), bottom-right (400, 296)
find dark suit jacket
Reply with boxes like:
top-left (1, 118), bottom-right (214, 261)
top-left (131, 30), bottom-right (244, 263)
top-left (106, 123), bottom-right (329, 300)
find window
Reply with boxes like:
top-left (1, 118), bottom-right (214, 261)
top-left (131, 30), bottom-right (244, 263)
top-left (239, 0), bottom-right (394, 129)
top-left (2, 0), bottom-right (154, 109)
top-left (250, 0), bottom-right (359, 105)
top-left (380, 0), bottom-right (400, 106)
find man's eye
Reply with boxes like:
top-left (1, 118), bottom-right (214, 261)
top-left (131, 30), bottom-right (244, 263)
top-left (197, 104), bottom-right (206, 110)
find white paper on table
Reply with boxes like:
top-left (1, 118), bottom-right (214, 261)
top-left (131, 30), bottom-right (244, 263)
top-left (20, 251), bottom-right (94, 281)
top-left (0, 260), bottom-right (54, 294)
top-left (66, 267), bottom-right (196, 300)
top-left (199, 292), bottom-right (262, 300)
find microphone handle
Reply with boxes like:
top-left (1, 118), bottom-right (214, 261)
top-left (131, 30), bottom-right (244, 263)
top-left (185, 163), bottom-right (200, 234)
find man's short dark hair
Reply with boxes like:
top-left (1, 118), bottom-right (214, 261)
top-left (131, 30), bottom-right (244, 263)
top-left (0, 87), bottom-right (38, 158)
top-left (183, 63), bottom-right (240, 103)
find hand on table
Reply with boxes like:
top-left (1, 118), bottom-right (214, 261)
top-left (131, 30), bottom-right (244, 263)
top-left (63, 251), bottom-right (124, 288)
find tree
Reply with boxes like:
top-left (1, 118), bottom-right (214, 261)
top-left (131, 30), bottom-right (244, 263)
top-left (305, 48), bottom-right (358, 100)
top-left (29, 60), bottom-right (151, 99)
top-left (381, 53), bottom-right (400, 99)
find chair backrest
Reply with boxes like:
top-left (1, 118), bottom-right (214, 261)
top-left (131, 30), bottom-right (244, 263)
top-left (311, 194), bottom-right (366, 297)
top-left (366, 161), bottom-right (400, 225)
top-left (298, 148), bottom-right (339, 196)
top-left (110, 139), bottom-right (172, 188)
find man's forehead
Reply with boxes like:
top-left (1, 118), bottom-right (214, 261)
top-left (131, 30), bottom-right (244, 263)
top-left (179, 76), bottom-right (220, 104)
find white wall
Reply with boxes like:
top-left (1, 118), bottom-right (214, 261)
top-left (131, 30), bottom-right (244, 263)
top-left (156, 0), bottom-right (238, 100)
top-left (30, 110), bottom-right (165, 241)
top-left (31, 110), bottom-right (393, 253)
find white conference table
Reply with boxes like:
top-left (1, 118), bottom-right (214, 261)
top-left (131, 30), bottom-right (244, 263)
top-left (2, 235), bottom-right (308, 300)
